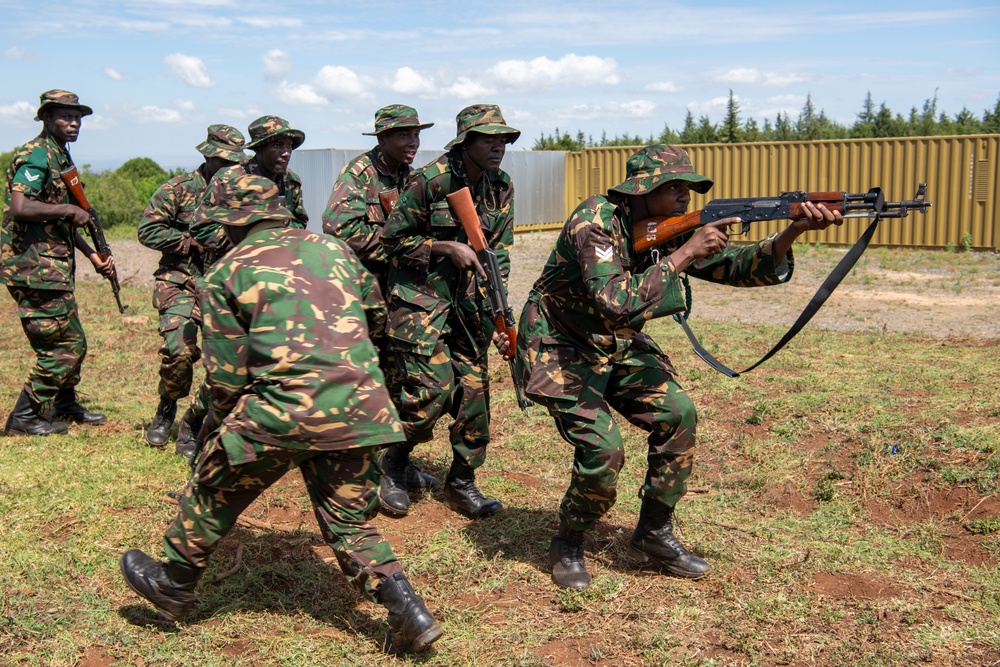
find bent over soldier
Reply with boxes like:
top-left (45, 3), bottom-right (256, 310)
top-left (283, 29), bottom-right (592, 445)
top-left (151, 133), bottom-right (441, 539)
top-left (120, 173), bottom-right (442, 654)
top-left (137, 124), bottom-right (246, 454)
top-left (517, 145), bottom-right (843, 589)
top-left (1, 90), bottom-right (114, 436)
top-left (381, 104), bottom-right (519, 519)
top-left (322, 104), bottom-right (436, 498)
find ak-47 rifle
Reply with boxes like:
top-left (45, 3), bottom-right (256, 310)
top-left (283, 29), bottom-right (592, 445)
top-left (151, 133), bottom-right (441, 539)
top-left (634, 184), bottom-right (932, 253)
top-left (59, 165), bottom-right (128, 313)
top-left (378, 190), bottom-right (399, 217)
top-left (632, 184), bottom-right (932, 378)
top-left (446, 186), bottom-right (532, 411)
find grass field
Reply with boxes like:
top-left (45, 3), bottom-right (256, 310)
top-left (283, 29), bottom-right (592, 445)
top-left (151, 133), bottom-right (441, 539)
top-left (1, 240), bottom-right (998, 667)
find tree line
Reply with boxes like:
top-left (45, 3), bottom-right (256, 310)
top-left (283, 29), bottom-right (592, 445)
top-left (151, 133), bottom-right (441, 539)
top-left (533, 91), bottom-right (1000, 150)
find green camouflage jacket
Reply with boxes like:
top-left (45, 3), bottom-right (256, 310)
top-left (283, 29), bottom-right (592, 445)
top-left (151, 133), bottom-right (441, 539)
top-left (201, 226), bottom-right (404, 465)
top-left (0, 133), bottom-right (76, 289)
top-left (520, 193), bottom-right (792, 384)
top-left (190, 159), bottom-right (308, 267)
top-left (382, 148), bottom-right (514, 356)
top-left (137, 165), bottom-right (208, 285)
top-left (321, 146), bottom-right (411, 282)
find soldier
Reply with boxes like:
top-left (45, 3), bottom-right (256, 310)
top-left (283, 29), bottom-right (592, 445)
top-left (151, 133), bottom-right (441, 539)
top-left (181, 116), bottom-right (309, 461)
top-left (517, 145), bottom-right (843, 589)
top-left (321, 104), bottom-right (437, 506)
top-left (191, 115), bottom-right (307, 266)
top-left (120, 173), bottom-right (442, 654)
top-left (381, 104), bottom-right (518, 518)
top-left (138, 125), bottom-right (246, 455)
top-left (1, 90), bottom-right (114, 436)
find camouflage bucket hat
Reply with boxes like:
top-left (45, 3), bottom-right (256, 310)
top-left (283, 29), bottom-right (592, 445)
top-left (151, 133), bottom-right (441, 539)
top-left (195, 124), bottom-right (247, 163)
top-left (444, 103), bottom-right (520, 150)
top-left (362, 104), bottom-right (434, 135)
top-left (34, 89), bottom-right (93, 121)
top-left (195, 171), bottom-right (292, 228)
top-left (246, 115), bottom-right (305, 150)
top-left (609, 144), bottom-right (714, 196)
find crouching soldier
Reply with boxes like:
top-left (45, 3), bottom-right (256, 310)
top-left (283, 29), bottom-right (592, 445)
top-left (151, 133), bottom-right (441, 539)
top-left (120, 173), bottom-right (442, 654)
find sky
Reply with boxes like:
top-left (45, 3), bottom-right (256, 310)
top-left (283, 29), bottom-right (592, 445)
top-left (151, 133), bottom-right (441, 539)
top-left (1, 0), bottom-right (998, 171)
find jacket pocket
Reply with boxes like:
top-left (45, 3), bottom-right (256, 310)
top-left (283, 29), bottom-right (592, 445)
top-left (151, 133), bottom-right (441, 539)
top-left (386, 283), bottom-right (447, 356)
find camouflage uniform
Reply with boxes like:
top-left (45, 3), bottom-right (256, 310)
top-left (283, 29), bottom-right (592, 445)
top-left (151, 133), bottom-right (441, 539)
top-left (138, 125), bottom-right (246, 405)
top-left (0, 91), bottom-right (93, 410)
top-left (161, 174), bottom-right (408, 600)
top-left (382, 106), bottom-right (518, 475)
top-left (517, 146), bottom-right (795, 533)
top-left (322, 105), bottom-right (434, 405)
top-left (191, 116), bottom-right (307, 267)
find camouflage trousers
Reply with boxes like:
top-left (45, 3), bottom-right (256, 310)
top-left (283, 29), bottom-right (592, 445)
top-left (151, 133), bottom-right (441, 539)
top-left (153, 280), bottom-right (201, 400)
top-left (6, 287), bottom-right (86, 406)
top-left (372, 328), bottom-right (403, 411)
top-left (545, 354), bottom-right (697, 533)
top-left (163, 438), bottom-right (402, 602)
top-left (394, 331), bottom-right (490, 470)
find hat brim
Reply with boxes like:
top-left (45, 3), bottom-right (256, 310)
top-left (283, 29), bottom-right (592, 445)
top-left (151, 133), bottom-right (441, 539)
top-left (34, 102), bottom-right (94, 122)
top-left (609, 172), bottom-right (714, 197)
top-left (196, 141), bottom-right (246, 163)
top-left (247, 129), bottom-right (306, 150)
top-left (362, 122), bottom-right (434, 136)
top-left (195, 204), bottom-right (293, 229)
top-left (444, 125), bottom-right (521, 150)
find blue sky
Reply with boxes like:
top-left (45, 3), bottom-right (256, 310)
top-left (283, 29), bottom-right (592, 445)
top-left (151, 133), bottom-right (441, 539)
top-left (2, 0), bottom-right (998, 170)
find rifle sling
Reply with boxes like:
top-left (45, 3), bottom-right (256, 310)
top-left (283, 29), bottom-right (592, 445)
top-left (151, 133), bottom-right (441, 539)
top-left (675, 216), bottom-right (881, 378)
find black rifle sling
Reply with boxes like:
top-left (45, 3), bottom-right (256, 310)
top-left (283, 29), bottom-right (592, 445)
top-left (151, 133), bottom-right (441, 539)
top-left (675, 216), bottom-right (881, 377)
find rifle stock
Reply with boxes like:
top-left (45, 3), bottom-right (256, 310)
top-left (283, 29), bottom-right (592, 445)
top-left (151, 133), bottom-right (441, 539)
top-left (59, 165), bottom-right (127, 313)
top-left (446, 187), bottom-right (532, 411)
top-left (378, 190), bottom-right (399, 217)
top-left (633, 185), bottom-right (931, 253)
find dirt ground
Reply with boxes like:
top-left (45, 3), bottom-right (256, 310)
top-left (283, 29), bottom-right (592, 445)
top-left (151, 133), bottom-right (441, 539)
top-left (93, 231), bottom-right (1000, 339)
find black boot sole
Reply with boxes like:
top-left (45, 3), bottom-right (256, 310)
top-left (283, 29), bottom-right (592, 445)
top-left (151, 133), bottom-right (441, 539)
top-left (386, 621), bottom-right (443, 654)
top-left (626, 543), bottom-right (710, 579)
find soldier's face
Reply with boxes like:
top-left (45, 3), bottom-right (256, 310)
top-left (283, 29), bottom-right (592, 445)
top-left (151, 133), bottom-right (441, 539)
top-left (256, 137), bottom-right (294, 176)
top-left (644, 180), bottom-right (693, 218)
top-left (204, 156), bottom-right (237, 179)
top-left (462, 132), bottom-right (508, 174)
top-left (378, 128), bottom-right (421, 168)
top-left (42, 107), bottom-right (83, 144)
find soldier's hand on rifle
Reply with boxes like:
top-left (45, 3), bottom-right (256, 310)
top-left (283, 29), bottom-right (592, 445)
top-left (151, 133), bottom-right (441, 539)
top-left (89, 251), bottom-right (116, 279)
top-left (492, 329), bottom-right (511, 356)
top-left (794, 201), bottom-right (844, 232)
top-left (668, 218), bottom-right (736, 272)
top-left (66, 204), bottom-right (93, 228)
top-left (431, 240), bottom-right (487, 280)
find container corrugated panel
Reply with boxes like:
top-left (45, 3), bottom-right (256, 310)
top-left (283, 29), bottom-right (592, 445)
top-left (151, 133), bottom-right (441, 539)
top-left (291, 148), bottom-right (567, 232)
top-left (565, 136), bottom-right (999, 250)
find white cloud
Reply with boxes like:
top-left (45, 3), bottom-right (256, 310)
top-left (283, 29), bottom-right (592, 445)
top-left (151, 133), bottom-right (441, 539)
top-left (4, 46), bottom-right (28, 59)
top-left (240, 17), bottom-right (303, 28)
top-left (176, 99), bottom-right (195, 111)
top-left (644, 81), bottom-right (683, 93)
top-left (714, 68), bottom-right (812, 87)
top-left (443, 76), bottom-right (494, 100)
top-left (0, 100), bottom-right (34, 126)
top-left (262, 49), bottom-right (291, 81)
top-left (557, 100), bottom-right (655, 121)
top-left (275, 81), bottom-right (328, 106)
top-left (314, 66), bottom-right (369, 99)
top-left (488, 54), bottom-right (619, 91)
top-left (103, 66), bottom-right (123, 81)
top-left (391, 67), bottom-right (437, 97)
top-left (164, 53), bottom-right (214, 88)
top-left (218, 107), bottom-right (262, 120)
top-left (84, 113), bottom-right (115, 131)
top-left (138, 106), bottom-right (182, 123)
top-left (754, 94), bottom-right (806, 118)
top-left (688, 96), bottom-right (733, 116)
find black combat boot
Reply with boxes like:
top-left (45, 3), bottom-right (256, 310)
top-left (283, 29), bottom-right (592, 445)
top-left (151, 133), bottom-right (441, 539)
top-left (404, 460), bottom-right (438, 492)
top-left (4, 390), bottom-right (69, 436)
top-left (144, 397), bottom-right (177, 448)
top-left (52, 387), bottom-right (106, 425)
top-left (627, 498), bottom-right (710, 579)
top-left (378, 444), bottom-right (412, 517)
top-left (548, 521), bottom-right (591, 590)
top-left (378, 572), bottom-right (443, 654)
top-left (442, 461), bottom-right (503, 519)
top-left (174, 407), bottom-right (203, 464)
top-left (119, 549), bottom-right (203, 622)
